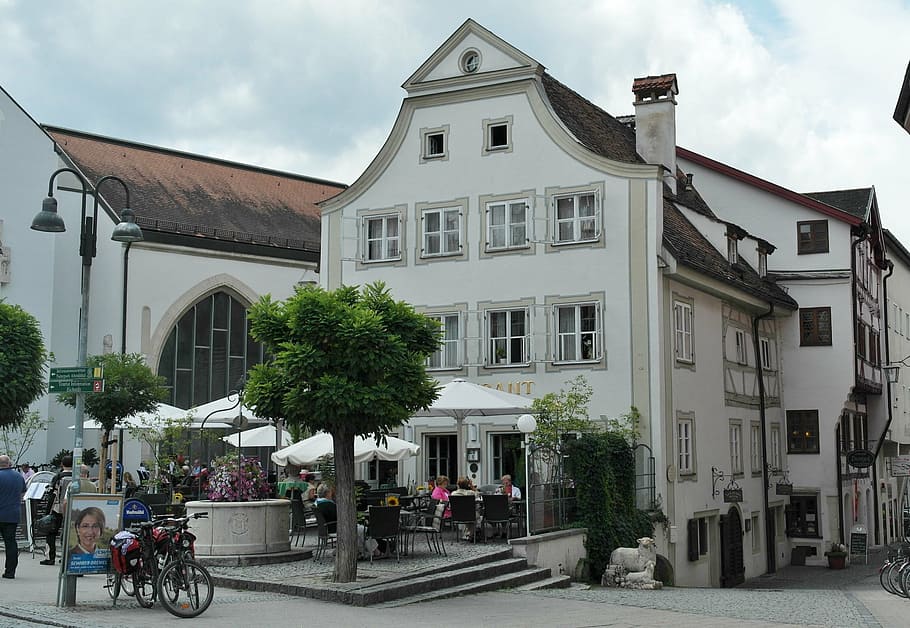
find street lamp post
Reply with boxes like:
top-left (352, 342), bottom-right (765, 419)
top-left (31, 168), bottom-right (142, 606)
top-left (517, 413), bottom-right (537, 537)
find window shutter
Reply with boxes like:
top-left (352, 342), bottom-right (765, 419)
top-left (687, 519), bottom-right (699, 561)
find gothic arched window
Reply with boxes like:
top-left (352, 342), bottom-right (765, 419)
top-left (157, 291), bottom-right (265, 408)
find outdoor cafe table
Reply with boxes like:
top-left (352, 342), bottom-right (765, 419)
top-left (277, 479), bottom-right (311, 498)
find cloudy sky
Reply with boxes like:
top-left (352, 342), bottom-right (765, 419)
top-left (2, 1), bottom-right (909, 241)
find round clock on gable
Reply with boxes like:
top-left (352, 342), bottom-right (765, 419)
top-left (460, 49), bottom-right (480, 74)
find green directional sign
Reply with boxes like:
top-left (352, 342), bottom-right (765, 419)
top-left (48, 366), bottom-right (104, 393)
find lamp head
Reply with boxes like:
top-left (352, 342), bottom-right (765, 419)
top-left (111, 207), bottom-right (143, 243)
top-left (885, 364), bottom-right (900, 384)
top-left (31, 196), bottom-right (66, 232)
top-left (517, 413), bottom-right (537, 434)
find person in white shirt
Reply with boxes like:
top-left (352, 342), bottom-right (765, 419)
top-left (497, 474), bottom-right (522, 500)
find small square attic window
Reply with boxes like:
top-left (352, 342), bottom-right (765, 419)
top-left (489, 124), bottom-right (508, 149)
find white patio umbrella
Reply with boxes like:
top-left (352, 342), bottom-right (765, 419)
top-left (74, 403), bottom-right (231, 430)
top-left (222, 424), bottom-right (292, 448)
top-left (412, 378), bottom-right (535, 477)
top-left (271, 432), bottom-right (420, 467)
top-left (187, 395), bottom-right (269, 425)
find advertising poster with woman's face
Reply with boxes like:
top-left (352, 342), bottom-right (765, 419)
top-left (66, 494), bottom-right (123, 575)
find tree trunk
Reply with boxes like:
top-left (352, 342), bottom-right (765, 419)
top-left (99, 429), bottom-right (110, 491)
top-left (332, 428), bottom-right (359, 582)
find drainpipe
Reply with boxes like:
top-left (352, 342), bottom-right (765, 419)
top-left (872, 260), bottom-right (895, 545)
top-left (752, 301), bottom-right (775, 573)
top-left (875, 260), bottom-right (895, 460)
top-left (836, 424), bottom-right (844, 544)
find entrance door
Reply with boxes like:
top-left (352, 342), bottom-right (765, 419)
top-left (719, 507), bottom-right (745, 587)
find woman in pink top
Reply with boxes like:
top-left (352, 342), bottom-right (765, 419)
top-left (431, 475), bottom-right (451, 518)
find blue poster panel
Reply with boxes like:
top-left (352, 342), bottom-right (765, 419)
top-left (64, 493), bottom-right (124, 576)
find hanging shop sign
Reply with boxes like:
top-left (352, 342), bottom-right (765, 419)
top-left (846, 449), bottom-right (875, 469)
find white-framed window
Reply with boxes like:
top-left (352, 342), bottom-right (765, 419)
top-left (363, 213), bottom-right (401, 262)
top-left (730, 422), bottom-right (743, 475)
top-left (426, 313), bottom-right (461, 370)
top-left (678, 417), bottom-right (694, 474)
top-left (487, 200), bottom-right (528, 250)
top-left (735, 329), bottom-right (748, 365)
top-left (555, 303), bottom-right (600, 362)
top-left (758, 250), bottom-right (767, 277)
top-left (750, 423), bottom-right (762, 473)
top-left (674, 300), bottom-right (694, 363)
top-left (420, 125), bottom-right (449, 162)
top-left (483, 116), bottom-right (513, 153)
top-left (422, 207), bottom-right (461, 257)
top-left (770, 424), bottom-right (782, 471)
top-left (487, 308), bottom-right (529, 366)
top-left (554, 191), bottom-right (599, 244)
top-left (760, 337), bottom-right (772, 370)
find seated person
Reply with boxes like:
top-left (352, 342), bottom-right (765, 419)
top-left (496, 474), bottom-right (522, 500)
top-left (431, 475), bottom-right (451, 519)
top-left (315, 483), bottom-right (379, 558)
top-left (450, 476), bottom-right (481, 540)
top-left (314, 483), bottom-right (338, 532)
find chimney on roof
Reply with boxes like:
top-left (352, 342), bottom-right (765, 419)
top-left (632, 73), bottom-right (679, 194)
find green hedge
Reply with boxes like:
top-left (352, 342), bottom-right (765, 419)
top-left (565, 432), bottom-right (654, 580)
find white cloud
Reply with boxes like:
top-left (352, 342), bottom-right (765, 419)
top-left (1, 0), bottom-right (909, 242)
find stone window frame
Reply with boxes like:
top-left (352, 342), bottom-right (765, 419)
top-left (482, 115), bottom-right (513, 155)
top-left (420, 124), bottom-right (450, 164)
top-left (415, 197), bottom-right (468, 264)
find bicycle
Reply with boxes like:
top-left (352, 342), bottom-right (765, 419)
top-left (878, 543), bottom-right (910, 597)
top-left (154, 514), bottom-right (214, 618)
top-left (108, 512), bottom-right (209, 610)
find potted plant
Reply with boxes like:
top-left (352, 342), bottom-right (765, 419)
top-left (495, 348), bottom-right (507, 364)
top-left (824, 542), bottom-right (848, 569)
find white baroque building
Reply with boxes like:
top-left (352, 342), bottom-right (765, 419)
top-left (320, 20), bottom-right (816, 586)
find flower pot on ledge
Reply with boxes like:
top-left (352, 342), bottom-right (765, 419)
top-left (826, 553), bottom-right (847, 569)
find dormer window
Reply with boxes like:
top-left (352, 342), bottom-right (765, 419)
top-left (727, 235), bottom-right (739, 265)
top-left (758, 250), bottom-right (768, 277)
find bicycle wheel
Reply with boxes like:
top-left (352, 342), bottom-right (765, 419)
top-left (880, 561), bottom-right (896, 594)
top-left (132, 561), bottom-right (158, 608)
top-left (106, 572), bottom-right (122, 601)
top-left (900, 561), bottom-right (910, 598)
top-left (157, 559), bottom-right (214, 619)
top-left (891, 561), bottom-right (909, 598)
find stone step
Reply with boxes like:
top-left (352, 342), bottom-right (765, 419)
top-left (197, 548), bottom-right (312, 567)
top-left (513, 574), bottom-right (572, 590)
top-left (374, 566), bottom-right (554, 607)
top-left (349, 557), bottom-right (535, 605)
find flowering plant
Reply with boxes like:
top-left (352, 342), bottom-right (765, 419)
top-left (207, 454), bottom-right (271, 502)
top-left (824, 542), bottom-right (847, 557)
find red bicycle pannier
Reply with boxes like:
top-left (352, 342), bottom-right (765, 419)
top-left (110, 530), bottom-right (141, 574)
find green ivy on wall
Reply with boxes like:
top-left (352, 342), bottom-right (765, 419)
top-left (565, 431), bottom-right (654, 581)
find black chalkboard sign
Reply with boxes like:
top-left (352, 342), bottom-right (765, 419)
top-left (850, 531), bottom-right (867, 556)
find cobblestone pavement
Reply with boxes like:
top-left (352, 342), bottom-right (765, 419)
top-left (2, 542), bottom-right (908, 627)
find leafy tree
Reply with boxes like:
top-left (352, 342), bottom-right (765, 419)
top-left (59, 353), bottom-right (167, 490)
top-left (125, 414), bottom-right (193, 492)
top-left (0, 300), bottom-right (47, 428)
top-left (245, 282), bottom-right (439, 582)
top-left (52, 447), bottom-right (98, 468)
top-left (0, 410), bottom-right (54, 465)
top-left (531, 375), bottom-right (600, 452)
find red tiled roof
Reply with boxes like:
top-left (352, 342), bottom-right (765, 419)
top-left (45, 127), bottom-right (347, 253)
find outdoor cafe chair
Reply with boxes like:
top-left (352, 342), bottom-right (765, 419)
top-left (290, 498), bottom-right (311, 547)
top-left (403, 502), bottom-right (446, 556)
top-left (312, 507), bottom-right (337, 561)
top-left (367, 505), bottom-right (401, 562)
top-left (481, 494), bottom-right (512, 542)
top-left (449, 495), bottom-right (479, 543)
